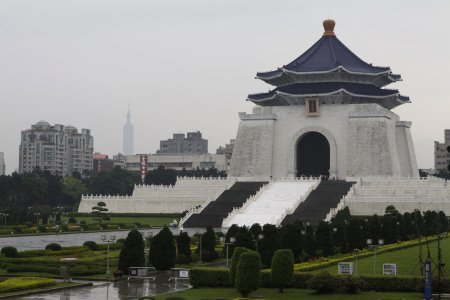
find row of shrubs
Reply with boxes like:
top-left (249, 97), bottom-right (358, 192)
top-left (1, 240), bottom-right (124, 259)
top-left (4, 264), bottom-right (105, 276)
top-left (189, 267), bottom-right (450, 293)
top-left (0, 277), bottom-right (56, 293)
top-left (294, 235), bottom-right (440, 272)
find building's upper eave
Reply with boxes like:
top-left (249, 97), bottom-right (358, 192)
top-left (255, 20), bottom-right (401, 87)
top-left (247, 82), bottom-right (410, 109)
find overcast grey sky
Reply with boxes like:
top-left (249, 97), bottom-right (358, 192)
top-left (1, 0), bottom-right (449, 174)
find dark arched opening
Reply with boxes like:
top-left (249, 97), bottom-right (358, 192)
top-left (296, 132), bottom-right (330, 177)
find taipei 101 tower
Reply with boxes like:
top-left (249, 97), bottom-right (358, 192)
top-left (123, 106), bottom-right (134, 155)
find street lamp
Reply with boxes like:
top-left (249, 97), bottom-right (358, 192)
top-left (220, 236), bottom-right (235, 268)
top-left (252, 234), bottom-right (264, 250)
top-left (34, 212), bottom-right (40, 225)
top-left (353, 248), bottom-right (361, 275)
top-left (0, 213), bottom-right (8, 226)
top-left (367, 238), bottom-right (384, 275)
top-left (101, 234), bottom-right (116, 280)
top-left (195, 229), bottom-right (205, 264)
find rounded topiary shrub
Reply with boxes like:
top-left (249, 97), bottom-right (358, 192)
top-left (45, 243), bottom-right (62, 251)
top-left (235, 250), bottom-right (261, 297)
top-left (83, 241), bottom-right (99, 251)
top-left (1, 246), bottom-right (18, 258)
top-left (68, 217), bottom-right (77, 224)
top-left (117, 238), bottom-right (126, 244)
top-left (271, 249), bottom-right (294, 293)
top-left (229, 247), bottom-right (249, 285)
top-left (118, 229), bottom-right (145, 274)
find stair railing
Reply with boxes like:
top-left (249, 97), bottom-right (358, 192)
top-left (221, 182), bottom-right (272, 228)
top-left (179, 177), bottom-right (237, 227)
top-left (324, 179), bottom-right (360, 222)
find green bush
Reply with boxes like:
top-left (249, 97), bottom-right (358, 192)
top-left (335, 276), bottom-right (366, 294)
top-left (68, 217), bottom-right (77, 224)
top-left (37, 225), bottom-right (48, 232)
top-left (308, 271), bottom-right (337, 294)
top-left (45, 243), bottom-right (62, 251)
top-left (0, 277), bottom-right (56, 293)
top-left (189, 267), bottom-right (230, 288)
top-left (229, 247), bottom-right (249, 285)
top-left (117, 238), bottom-right (126, 244)
top-left (83, 241), bottom-right (99, 251)
top-left (60, 225), bottom-right (69, 231)
top-left (360, 275), bottom-right (421, 292)
top-left (118, 229), bottom-right (145, 274)
top-left (235, 251), bottom-right (261, 297)
top-left (176, 254), bottom-right (190, 264)
top-left (79, 220), bottom-right (87, 225)
top-left (271, 249), bottom-right (294, 293)
top-left (1, 246), bottom-right (18, 258)
top-left (149, 227), bottom-right (176, 271)
top-left (165, 297), bottom-right (186, 300)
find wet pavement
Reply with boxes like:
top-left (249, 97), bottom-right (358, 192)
top-left (0, 228), bottom-right (181, 251)
top-left (17, 272), bottom-right (191, 300)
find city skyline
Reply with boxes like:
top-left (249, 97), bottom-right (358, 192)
top-left (1, 0), bottom-right (449, 173)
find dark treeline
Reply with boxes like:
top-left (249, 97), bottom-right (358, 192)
top-left (0, 166), bottom-right (226, 225)
top-left (144, 166), bottom-right (226, 186)
top-left (224, 207), bottom-right (449, 268)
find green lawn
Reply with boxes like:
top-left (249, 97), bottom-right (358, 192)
top-left (311, 236), bottom-right (450, 276)
top-left (151, 288), bottom-right (422, 300)
top-left (62, 216), bottom-right (176, 226)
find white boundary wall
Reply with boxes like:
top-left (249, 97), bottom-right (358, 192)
top-left (329, 177), bottom-right (450, 217)
top-left (78, 177), bottom-right (235, 213)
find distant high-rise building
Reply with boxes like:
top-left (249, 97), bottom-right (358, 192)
top-left (157, 131), bottom-right (208, 155)
top-left (0, 152), bottom-right (5, 175)
top-left (123, 107), bottom-right (134, 155)
top-left (19, 121), bottom-right (94, 177)
top-left (434, 129), bottom-right (450, 173)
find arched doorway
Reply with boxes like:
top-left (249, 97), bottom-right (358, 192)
top-left (296, 132), bottom-right (330, 177)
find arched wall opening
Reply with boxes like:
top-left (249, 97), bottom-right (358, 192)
top-left (296, 132), bottom-right (330, 177)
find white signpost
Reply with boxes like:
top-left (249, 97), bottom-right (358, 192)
top-left (338, 262), bottom-right (354, 275)
top-left (383, 263), bottom-right (397, 275)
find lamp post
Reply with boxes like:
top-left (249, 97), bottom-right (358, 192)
top-left (0, 213), bottom-right (8, 226)
top-left (34, 212), bottom-right (40, 225)
top-left (196, 229), bottom-right (205, 264)
top-left (354, 248), bottom-right (360, 275)
top-left (252, 234), bottom-right (264, 251)
top-left (367, 238), bottom-right (384, 275)
top-left (220, 236), bottom-right (235, 268)
top-left (101, 234), bottom-right (116, 280)
top-left (141, 231), bottom-right (154, 268)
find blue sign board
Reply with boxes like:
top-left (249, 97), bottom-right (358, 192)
top-left (424, 259), bottom-right (432, 300)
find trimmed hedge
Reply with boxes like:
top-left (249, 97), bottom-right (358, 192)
top-left (45, 243), bottom-right (62, 251)
top-left (294, 235), bottom-right (441, 272)
top-left (189, 267), bottom-right (450, 293)
top-left (0, 277), bottom-right (56, 293)
top-left (190, 267), bottom-right (230, 288)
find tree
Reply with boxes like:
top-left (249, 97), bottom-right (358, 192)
top-left (149, 226), bottom-right (176, 270)
top-left (199, 227), bottom-right (217, 262)
top-left (271, 249), bottom-right (294, 293)
top-left (304, 224), bottom-right (316, 258)
top-left (235, 251), bottom-right (261, 297)
top-left (118, 229), bottom-right (145, 274)
top-left (62, 177), bottom-right (87, 206)
top-left (259, 224), bottom-right (278, 267)
top-left (314, 221), bottom-right (334, 257)
top-left (229, 247), bottom-right (249, 285)
top-left (91, 201), bottom-right (109, 225)
top-left (346, 218), bottom-right (365, 251)
top-left (176, 232), bottom-right (192, 263)
top-left (279, 224), bottom-right (302, 260)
